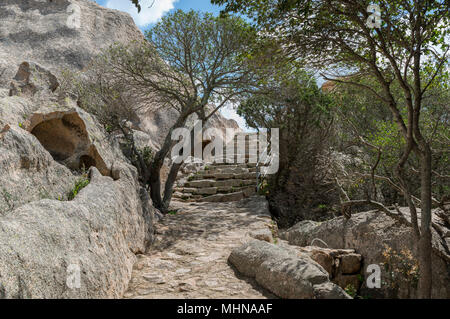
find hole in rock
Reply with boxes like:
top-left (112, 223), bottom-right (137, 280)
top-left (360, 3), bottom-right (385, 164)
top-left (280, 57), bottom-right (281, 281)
top-left (31, 118), bottom-right (77, 161)
top-left (29, 112), bottom-right (111, 176)
top-left (79, 155), bottom-right (96, 170)
top-left (30, 113), bottom-right (89, 163)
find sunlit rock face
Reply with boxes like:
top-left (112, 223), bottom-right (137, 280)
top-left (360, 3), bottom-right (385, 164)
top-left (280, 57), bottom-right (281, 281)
top-left (0, 0), bottom-right (241, 147)
top-left (280, 209), bottom-right (450, 299)
top-left (0, 1), bottom-right (156, 298)
top-left (0, 0), bottom-right (144, 86)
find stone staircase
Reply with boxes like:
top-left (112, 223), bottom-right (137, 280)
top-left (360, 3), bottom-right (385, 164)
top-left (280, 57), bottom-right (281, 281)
top-left (173, 133), bottom-right (263, 203)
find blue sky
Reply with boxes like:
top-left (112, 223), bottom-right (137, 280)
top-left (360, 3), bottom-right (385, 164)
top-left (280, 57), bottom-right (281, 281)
top-left (93, 0), bottom-right (248, 129)
top-left (94, 0), bottom-right (224, 28)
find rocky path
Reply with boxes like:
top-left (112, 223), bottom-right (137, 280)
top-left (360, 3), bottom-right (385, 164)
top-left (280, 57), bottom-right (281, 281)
top-left (123, 196), bottom-right (276, 299)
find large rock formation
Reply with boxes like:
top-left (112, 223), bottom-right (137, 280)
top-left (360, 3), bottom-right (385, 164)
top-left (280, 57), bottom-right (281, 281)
top-left (0, 165), bottom-right (154, 298)
top-left (0, 59), bottom-right (157, 298)
top-left (0, 0), bottom-right (240, 149)
top-left (228, 240), bottom-right (351, 299)
top-left (0, 0), bottom-right (143, 83)
top-left (280, 209), bottom-right (450, 299)
top-left (0, 0), bottom-right (159, 298)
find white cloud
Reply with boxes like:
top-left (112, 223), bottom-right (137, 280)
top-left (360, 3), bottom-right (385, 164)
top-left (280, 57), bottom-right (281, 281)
top-left (105, 0), bottom-right (178, 27)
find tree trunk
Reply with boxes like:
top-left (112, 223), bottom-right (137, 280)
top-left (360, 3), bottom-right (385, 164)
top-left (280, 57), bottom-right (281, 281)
top-left (149, 158), bottom-right (164, 211)
top-left (149, 113), bottom-right (189, 212)
top-left (417, 145), bottom-right (433, 298)
top-left (160, 118), bottom-right (203, 212)
top-left (162, 162), bottom-right (183, 212)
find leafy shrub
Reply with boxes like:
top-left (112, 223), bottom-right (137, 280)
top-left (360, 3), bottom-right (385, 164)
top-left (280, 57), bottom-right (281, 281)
top-left (345, 284), bottom-right (357, 298)
top-left (382, 245), bottom-right (420, 293)
top-left (68, 175), bottom-right (90, 201)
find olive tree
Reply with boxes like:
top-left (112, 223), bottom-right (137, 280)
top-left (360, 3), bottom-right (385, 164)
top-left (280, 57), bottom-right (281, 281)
top-left (66, 10), bottom-right (258, 213)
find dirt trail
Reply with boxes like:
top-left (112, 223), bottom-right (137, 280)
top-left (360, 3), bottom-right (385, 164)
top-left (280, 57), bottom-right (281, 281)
top-left (123, 197), bottom-right (276, 299)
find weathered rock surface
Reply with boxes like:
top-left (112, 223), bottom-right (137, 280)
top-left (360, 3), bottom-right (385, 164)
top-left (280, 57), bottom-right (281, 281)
top-left (24, 104), bottom-right (123, 176)
top-left (0, 124), bottom-right (77, 214)
top-left (228, 241), bottom-right (351, 299)
top-left (1, 61), bottom-right (128, 210)
top-left (0, 61), bottom-right (154, 298)
top-left (293, 246), bottom-right (363, 292)
top-left (0, 0), bottom-right (238, 148)
top-left (280, 209), bottom-right (450, 298)
top-left (249, 229), bottom-right (274, 243)
top-left (0, 167), bottom-right (155, 298)
top-left (9, 62), bottom-right (59, 98)
top-left (0, 0), bottom-right (143, 85)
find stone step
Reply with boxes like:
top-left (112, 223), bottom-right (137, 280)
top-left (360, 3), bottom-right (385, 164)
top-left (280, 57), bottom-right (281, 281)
top-left (210, 159), bottom-right (258, 165)
top-left (199, 167), bottom-right (249, 175)
top-left (176, 182), bottom-right (256, 194)
top-left (189, 171), bottom-right (258, 181)
top-left (216, 186), bottom-right (252, 194)
top-left (199, 187), bottom-right (256, 203)
top-left (203, 164), bottom-right (249, 170)
top-left (196, 187), bottom-right (218, 195)
top-left (174, 188), bottom-right (218, 196)
top-left (242, 187), bottom-right (256, 197)
top-left (184, 179), bottom-right (216, 188)
top-left (172, 192), bottom-right (203, 201)
top-left (213, 179), bottom-right (255, 188)
top-left (193, 179), bottom-right (253, 188)
top-left (208, 173), bottom-right (235, 180)
top-left (174, 185), bottom-right (256, 201)
top-left (199, 191), bottom-right (245, 203)
top-left (210, 162), bottom-right (258, 168)
top-left (221, 150), bottom-right (260, 154)
top-left (234, 172), bottom-right (258, 180)
top-left (214, 154), bottom-right (255, 160)
top-left (190, 172), bottom-right (217, 180)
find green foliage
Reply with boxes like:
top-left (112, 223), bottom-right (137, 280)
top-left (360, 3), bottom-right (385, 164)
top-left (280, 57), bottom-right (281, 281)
top-left (344, 284), bottom-right (357, 298)
top-left (332, 75), bottom-right (450, 204)
top-left (238, 61), bottom-right (336, 226)
top-left (382, 245), bottom-right (420, 292)
top-left (142, 146), bottom-right (153, 167)
top-left (142, 9), bottom-right (258, 108)
top-left (357, 274), bottom-right (364, 283)
top-left (68, 175), bottom-right (90, 201)
top-left (58, 8), bottom-right (263, 214)
top-left (126, 145), bottom-right (153, 168)
top-left (1, 188), bottom-right (14, 210)
top-left (257, 180), bottom-right (269, 196)
top-left (213, 0), bottom-right (449, 69)
top-left (104, 124), bottom-right (113, 133)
